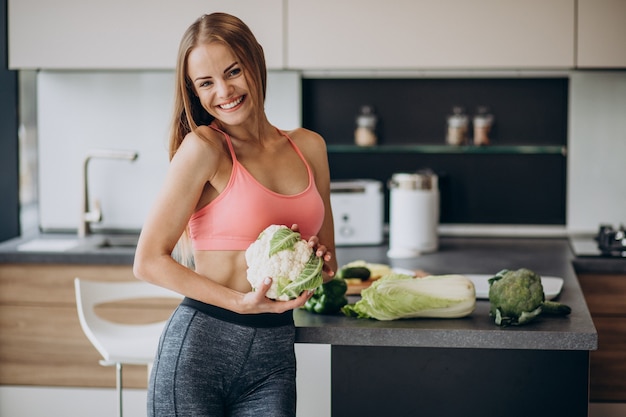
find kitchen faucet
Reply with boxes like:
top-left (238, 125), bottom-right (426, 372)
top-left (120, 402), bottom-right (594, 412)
top-left (79, 149), bottom-right (139, 238)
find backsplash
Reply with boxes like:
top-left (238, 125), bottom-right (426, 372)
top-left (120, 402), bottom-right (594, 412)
top-left (36, 70), bottom-right (301, 232)
top-left (35, 70), bottom-right (625, 234)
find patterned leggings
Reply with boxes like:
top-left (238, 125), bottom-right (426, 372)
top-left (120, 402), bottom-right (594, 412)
top-left (148, 300), bottom-right (297, 417)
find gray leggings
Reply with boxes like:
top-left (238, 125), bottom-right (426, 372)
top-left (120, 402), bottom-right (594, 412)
top-left (148, 300), bottom-right (297, 417)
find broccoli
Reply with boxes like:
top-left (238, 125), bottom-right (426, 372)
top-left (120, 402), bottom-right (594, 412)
top-left (488, 268), bottom-right (571, 326)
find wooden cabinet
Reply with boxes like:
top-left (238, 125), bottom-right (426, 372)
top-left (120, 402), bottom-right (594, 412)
top-left (0, 264), bottom-right (178, 388)
top-left (577, 273), bottom-right (626, 401)
top-left (11, 0), bottom-right (626, 70)
top-left (287, 0), bottom-right (575, 69)
top-left (577, 0), bottom-right (626, 68)
top-left (8, 0), bottom-right (285, 69)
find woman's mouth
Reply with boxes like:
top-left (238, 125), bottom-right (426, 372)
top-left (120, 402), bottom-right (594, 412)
top-left (218, 95), bottom-right (245, 110)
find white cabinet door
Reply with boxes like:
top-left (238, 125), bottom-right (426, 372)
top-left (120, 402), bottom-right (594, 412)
top-left (9, 0), bottom-right (284, 69)
top-left (287, 0), bottom-right (574, 70)
top-left (577, 0), bottom-right (626, 68)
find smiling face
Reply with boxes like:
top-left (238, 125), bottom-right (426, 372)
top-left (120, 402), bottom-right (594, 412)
top-left (187, 42), bottom-right (254, 128)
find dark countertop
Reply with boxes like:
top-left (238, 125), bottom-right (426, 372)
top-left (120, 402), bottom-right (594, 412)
top-left (296, 237), bottom-right (598, 351)
top-left (0, 233), bottom-right (602, 352)
top-left (0, 233), bottom-right (137, 265)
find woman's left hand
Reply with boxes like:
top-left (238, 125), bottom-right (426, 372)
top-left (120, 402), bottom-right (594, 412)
top-left (291, 224), bottom-right (335, 282)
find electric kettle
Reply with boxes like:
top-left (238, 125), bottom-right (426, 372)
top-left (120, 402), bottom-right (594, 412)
top-left (387, 170), bottom-right (440, 259)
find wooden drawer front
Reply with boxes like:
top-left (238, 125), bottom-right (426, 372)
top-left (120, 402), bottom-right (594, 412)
top-left (0, 264), bottom-right (135, 305)
top-left (0, 263), bottom-right (180, 388)
top-left (589, 318), bottom-right (626, 402)
top-left (0, 304), bottom-right (151, 388)
top-left (577, 274), bottom-right (626, 315)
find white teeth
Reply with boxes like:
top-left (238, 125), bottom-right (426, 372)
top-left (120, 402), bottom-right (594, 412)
top-left (219, 96), bottom-right (243, 110)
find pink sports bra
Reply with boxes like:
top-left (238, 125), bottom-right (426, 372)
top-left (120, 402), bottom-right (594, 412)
top-left (188, 125), bottom-right (325, 251)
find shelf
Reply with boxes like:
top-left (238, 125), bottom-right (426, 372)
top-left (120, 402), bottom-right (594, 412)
top-left (326, 144), bottom-right (567, 155)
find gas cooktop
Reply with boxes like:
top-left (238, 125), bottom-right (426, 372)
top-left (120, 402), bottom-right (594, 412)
top-left (596, 224), bottom-right (626, 257)
top-left (570, 224), bottom-right (626, 258)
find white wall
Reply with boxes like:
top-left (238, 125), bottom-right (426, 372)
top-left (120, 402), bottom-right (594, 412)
top-left (567, 72), bottom-right (626, 234)
top-left (37, 70), bottom-right (301, 232)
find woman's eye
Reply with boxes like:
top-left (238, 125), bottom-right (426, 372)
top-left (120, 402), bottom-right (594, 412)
top-left (229, 68), bottom-right (241, 77)
top-left (199, 81), bottom-right (212, 88)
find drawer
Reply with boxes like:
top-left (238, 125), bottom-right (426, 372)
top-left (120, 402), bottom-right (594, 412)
top-left (578, 273), bottom-right (626, 315)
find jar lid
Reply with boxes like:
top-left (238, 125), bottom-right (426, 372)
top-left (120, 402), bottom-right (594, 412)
top-left (473, 115), bottom-right (493, 127)
top-left (356, 105), bottom-right (377, 128)
top-left (447, 106), bottom-right (468, 127)
top-left (388, 171), bottom-right (438, 190)
top-left (447, 115), bottom-right (468, 128)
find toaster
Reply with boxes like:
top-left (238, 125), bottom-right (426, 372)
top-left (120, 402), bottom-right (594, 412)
top-left (330, 179), bottom-right (384, 246)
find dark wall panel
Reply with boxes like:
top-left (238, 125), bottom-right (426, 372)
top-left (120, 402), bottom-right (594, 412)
top-left (0, 0), bottom-right (20, 241)
top-left (304, 77), bottom-right (568, 225)
top-left (303, 77), bottom-right (568, 146)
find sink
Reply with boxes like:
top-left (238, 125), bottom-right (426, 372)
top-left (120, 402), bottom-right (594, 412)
top-left (17, 238), bottom-right (81, 252)
top-left (15, 234), bottom-right (140, 253)
top-left (95, 235), bottom-right (140, 248)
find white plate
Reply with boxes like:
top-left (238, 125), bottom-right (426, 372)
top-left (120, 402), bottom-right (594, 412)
top-left (465, 274), bottom-right (564, 300)
top-left (391, 267), bottom-right (418, 276)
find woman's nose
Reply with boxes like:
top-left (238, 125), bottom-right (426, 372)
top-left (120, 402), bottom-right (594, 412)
top-left (215, 80), bottom-right (234, 98)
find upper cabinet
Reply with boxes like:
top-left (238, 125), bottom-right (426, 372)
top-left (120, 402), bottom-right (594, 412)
top-left (8, 0), bottom-right (285, 70)
top-left (286, 0), bottom-right (575, 70)
top-left (577, 0), bottom-right (626, 68)
top-left (10, 0), bottom-right (625, 70)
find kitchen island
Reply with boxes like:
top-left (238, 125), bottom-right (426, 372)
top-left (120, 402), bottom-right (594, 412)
top-left (295, 238), bottom-right (598, 417)
top-left (0, 235), bottom-right (600, 416)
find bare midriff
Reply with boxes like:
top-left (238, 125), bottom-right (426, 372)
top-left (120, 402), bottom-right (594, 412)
top-left (193, 250), bottom-right (252, 293)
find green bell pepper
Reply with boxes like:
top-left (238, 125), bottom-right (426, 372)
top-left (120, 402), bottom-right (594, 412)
top-left (303, 277), bottom-right (348, 314)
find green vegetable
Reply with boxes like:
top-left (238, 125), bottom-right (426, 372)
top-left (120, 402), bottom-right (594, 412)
top-left (488, 268), bottom-right (571, 326)
top-left (337, 266), bottom-right (371, 280)
top-left (245, 225), bottom-right (324, 300)
top-left (303, 277), bottom-right (348, 314)
top-left (340, 260), bottom-right (393, 279)
top-left (342, 273), bottom-right (476, 321)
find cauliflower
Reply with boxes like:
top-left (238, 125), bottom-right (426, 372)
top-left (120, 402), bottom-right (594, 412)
top-left (245, 225), bottom-right (324, 301)
top-left (488, 268), bottom-right (571, 326)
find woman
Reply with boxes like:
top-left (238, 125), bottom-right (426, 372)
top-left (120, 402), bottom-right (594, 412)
top-left (133, 12), bottom-right (337, 417)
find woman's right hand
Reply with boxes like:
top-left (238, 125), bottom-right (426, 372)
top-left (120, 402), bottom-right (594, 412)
top-left (239, 277), bottom-right (314, 314)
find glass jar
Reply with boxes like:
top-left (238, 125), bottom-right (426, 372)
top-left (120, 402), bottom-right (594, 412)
top-left (446, 106), bottom-right (468, 146)
top-left (354, 105), bottom-right (378, 147)
top-left (473, 106), bottom-right (494, 146)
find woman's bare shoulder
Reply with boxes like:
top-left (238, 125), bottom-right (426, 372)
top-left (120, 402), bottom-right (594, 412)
top-left (284, 127), bottom-right (327, 152)
top-left (171, 126), bottom-right (228, 178)
top-left (183, 125), bottom-right (225, 149)
top-left (176, 126), bottom-right (226, 160)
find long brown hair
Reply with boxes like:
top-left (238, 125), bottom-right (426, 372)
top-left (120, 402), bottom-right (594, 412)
top-left (169, 13), bottom-right (268, 266)
top-left (168, 12), bottom-right (268, 160)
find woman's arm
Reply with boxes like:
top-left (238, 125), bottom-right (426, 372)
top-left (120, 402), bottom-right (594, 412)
top-left (291, 128), bottom-right (338, 282)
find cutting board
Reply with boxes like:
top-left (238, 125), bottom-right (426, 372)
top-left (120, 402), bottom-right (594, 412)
top-left (345, 269), bottom-right (430, 295)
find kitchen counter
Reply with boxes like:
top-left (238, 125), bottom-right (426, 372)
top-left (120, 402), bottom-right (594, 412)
top-left (0, 234), bottom-right (601, 417)
top-left (297, 237), bottom-right (597, 351)
top-left (2, 232), bottom-right (623, 274)
top-left (0, 233), bottom-right (137, 264)
top-left (0, 234), bottom-right (599, 351)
